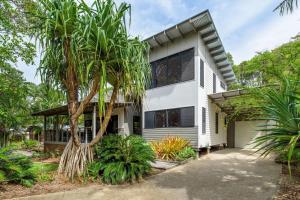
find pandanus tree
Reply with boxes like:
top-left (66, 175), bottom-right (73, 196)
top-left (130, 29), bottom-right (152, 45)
top-left (254, 79), bottom-right (300, 173)
top-left (33, 0), bottom-right (150, 179)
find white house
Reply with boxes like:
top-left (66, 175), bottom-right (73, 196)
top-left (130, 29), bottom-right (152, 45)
top-left (33, 10), bottom-right (264, 152)
top-left (142, 10), bottom-right (235, 149)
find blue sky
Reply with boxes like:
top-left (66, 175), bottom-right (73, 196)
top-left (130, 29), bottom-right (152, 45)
top-left (18, 0), bottom-right (300, 84)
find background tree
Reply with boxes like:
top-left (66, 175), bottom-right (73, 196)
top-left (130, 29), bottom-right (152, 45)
top-left (33, 0), bottom-right (150, 179)
top-left (0, 0), bottom-right (36, 146)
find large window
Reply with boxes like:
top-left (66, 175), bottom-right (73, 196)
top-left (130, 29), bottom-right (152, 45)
top-left (145, 106), bottom-right (194, 129)
top-left (149, 48), bottom-right (194, 89)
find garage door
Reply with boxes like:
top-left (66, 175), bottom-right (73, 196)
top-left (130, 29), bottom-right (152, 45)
top-left (235, 120), bottom-right (266, 149)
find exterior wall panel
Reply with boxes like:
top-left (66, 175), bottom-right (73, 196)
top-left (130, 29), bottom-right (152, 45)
top-left (143, 127), bottom-right (198, 148)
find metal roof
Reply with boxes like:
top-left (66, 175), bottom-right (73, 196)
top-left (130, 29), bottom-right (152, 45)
top-left (144, 10), bottom-right (236, 84)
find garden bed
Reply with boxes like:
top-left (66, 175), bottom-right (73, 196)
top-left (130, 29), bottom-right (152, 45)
top-left (0, 167), bottom-right (164, 200)
top-left (274, 174), bottom-right (300, 200)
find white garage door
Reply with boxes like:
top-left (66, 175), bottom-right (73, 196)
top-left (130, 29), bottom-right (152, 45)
top-left (235, 120), bottom-right (266, 149)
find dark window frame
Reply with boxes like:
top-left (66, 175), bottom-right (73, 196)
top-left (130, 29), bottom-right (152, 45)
top-left (144, 106), bottom-right (195, 129)
top-left (215, 112), bottom-right (219, 134)
top-left (200, 59), bottom-right (204, 87)
top-left (202, 107), bottom-right (206, 134)
top-left (220, 81), bottom-right (226, 90)
top-left (148, 48), bottom-right (195, 89)
top-left (213, 73), bottom-right (216, 93)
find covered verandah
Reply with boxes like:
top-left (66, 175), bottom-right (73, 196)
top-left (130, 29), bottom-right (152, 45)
top-left (32, 101), bottom-right (137, 152)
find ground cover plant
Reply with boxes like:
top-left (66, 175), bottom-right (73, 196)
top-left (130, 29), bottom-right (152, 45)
top-left (88, 135), bottom-right (155, 184)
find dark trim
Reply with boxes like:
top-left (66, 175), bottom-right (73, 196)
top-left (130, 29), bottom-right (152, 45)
top-left (218, 64), bottom-right (230, 70)
top-left (224, 74), bottom-right (235, 79)
top-left (205, 37), bottom-right (218, 45)
top-left (211, 50), bottom-right (225, 57)
top-left (221, 69), bottom-right (232, 75)
top-left (215, 57), bottom-right (227, 64)
top-left (209, 45), bottom-right (223, 52)
top-left (201, 30), bottom-right (216, 38)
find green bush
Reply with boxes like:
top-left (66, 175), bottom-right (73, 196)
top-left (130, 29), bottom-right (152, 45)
top-left (175, 147), bottom-right (196, 161)
top-left (92, 135), bottom-right (155, 184)
top-left (0, 148), bottom-right (36, 187)
top-left (22, 140), bottom-right (40, 150)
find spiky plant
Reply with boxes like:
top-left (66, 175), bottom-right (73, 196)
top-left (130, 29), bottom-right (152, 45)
top-left (254, 79), bottom-right (300, 174)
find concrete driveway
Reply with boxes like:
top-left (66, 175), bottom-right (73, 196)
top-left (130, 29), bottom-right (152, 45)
top-left (18, 149), bottom-right (281, 200)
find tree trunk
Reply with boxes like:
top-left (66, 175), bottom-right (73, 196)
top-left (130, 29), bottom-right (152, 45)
top-left (58, 82), bottom-right (119, 179)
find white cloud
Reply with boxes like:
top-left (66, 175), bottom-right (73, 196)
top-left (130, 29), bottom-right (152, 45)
top-left (210, 0), bottom-right (273, 38)
top-left (230, 9), bottom-right (300, 64)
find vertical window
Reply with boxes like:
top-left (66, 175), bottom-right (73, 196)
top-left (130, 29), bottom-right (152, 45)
top-left (150, 63), bottom-right (157, 88)
top-left (181, 107), bottom-right (194, 127)
top-left (168, 54), bottom-right (181, 84)
top-left (145, 112), bottom-right (155, 129)
top-left (220, 81), bottom-right (226, 90)
top-left (155, 110), bottom-right (167, 128)
top-left (213, 73), bottom-right (216, 93)
top-left (168, 108), bottom-right (180, 127)
top-left (215, 112), bottom-right (219, 134)
top-left (202, 107), bottom-right (206, 134)
top-left (200, 59), bottom-right (204, 87)
top-left (181, 49), bottom-right (194, 81)
top-left (156, 59), bottom-right (168, 87)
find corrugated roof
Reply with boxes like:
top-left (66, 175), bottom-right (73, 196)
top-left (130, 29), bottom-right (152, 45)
top-left (144, 10), bottom-right (236, 84)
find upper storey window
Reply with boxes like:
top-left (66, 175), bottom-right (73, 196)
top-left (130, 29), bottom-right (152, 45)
top-left (149, 48), bottom-right (194, 89)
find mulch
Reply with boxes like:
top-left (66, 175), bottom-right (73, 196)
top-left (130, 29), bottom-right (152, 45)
top-left (0, 174), bottom-right (99, 200)
top-left (274, 174), bottom-right (300, 200)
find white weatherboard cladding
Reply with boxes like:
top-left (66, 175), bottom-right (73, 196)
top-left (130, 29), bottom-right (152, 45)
top-left (143, 31), bottom-right (229, 149)
top-left (197, 32), bottom-right (227, 147)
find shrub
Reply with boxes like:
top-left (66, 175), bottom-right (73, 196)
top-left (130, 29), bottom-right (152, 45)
top-left (150, 136), bottom-right (190, 160)
top-left (175, 146), bottom-right (196, 161)
top-left (92, 135), bottom-right (155, 184)
top-left (0, 148), bottom-right (36, 187)
top-left (22, 140), bottom-right (40, 150)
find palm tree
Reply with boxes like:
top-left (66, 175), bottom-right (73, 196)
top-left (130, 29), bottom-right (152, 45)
top-left (254, 79), bottom-right (300, 174)
top-left (274, 0), bottom-right (298, 14)
top-left (33, 0), bottom-right (150, 179)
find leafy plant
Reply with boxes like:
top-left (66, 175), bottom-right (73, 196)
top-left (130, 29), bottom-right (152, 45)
top-left (23, 139), bottom-right (40, 150)
top-left (151, 136), bottom-right (190, 160)
top-left (93, 135), bottom-right (155, 184)
top-left (175, 147), bottom-right (196, 161)
top-left (29, 162), bottom-right (58, 182)
top-left (0, 147), bottom-right (36, 187)
top-left (254, 79), bottom-right (300, 174)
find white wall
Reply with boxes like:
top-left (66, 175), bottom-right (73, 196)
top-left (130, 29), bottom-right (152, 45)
top-left (143, 31), bottom-right (230, 148)
top-left (235, 120), bottom-right (267, 149)
top-left (143, 33), bottom-right (199, 128)
top-left (197, 32), bottom-right (227, 147)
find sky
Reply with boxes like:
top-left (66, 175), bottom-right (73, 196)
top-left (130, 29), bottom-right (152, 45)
top-left (18, 0), bottom-right (300, 84)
